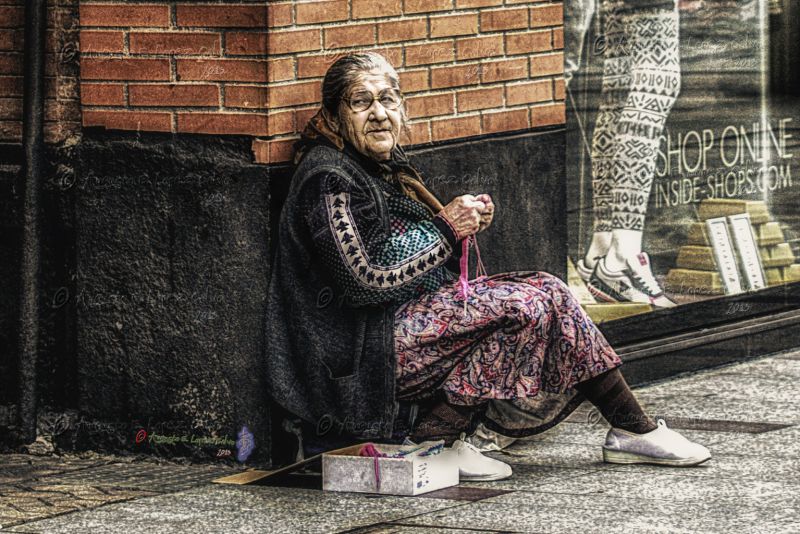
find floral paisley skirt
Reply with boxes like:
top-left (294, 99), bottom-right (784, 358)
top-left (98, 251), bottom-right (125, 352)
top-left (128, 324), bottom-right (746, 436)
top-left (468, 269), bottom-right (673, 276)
top-left (394, 271), bottom-right (623, 438)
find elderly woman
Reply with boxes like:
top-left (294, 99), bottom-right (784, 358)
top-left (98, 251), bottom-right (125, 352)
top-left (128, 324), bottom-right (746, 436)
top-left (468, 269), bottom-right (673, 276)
top-left (265, 52), bottom-right (709, 480)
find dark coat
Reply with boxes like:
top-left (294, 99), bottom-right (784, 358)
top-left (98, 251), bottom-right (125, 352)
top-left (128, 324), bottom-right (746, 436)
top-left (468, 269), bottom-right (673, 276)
top-left (264, 139), bottom-right (460, 441)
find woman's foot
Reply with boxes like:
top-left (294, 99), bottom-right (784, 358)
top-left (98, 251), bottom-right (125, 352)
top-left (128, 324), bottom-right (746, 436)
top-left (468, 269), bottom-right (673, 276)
top-left (410, 400), bottom-right (483, 446)
top-left (602, 418), bottom-right (711, 466)
top-left (462, 423), bottom-right (518, 452)
top-left (452, 433), bottom-right (513, 481)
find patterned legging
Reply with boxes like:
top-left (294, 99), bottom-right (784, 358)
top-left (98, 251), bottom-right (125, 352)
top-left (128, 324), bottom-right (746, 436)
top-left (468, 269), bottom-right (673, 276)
top-left (591, 0), bottom-right (681, 232)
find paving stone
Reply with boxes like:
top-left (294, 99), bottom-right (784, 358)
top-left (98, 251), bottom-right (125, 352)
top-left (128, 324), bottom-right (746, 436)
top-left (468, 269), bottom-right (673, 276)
top-left (641, 372), bottom-right (796, 404)
top-left (458, 464), bottom-right (603, 492)
top-left (401, 490), bottom-right (798, 534)
top-left (35, 461), bottom-right (236, 493)
top-left (354, 525), bottom-right (493, 533)
top-left (707, 356), bottom-right (800, 380)
top-left (704, 424), bottom-right (800, 458)
top-left (2, 351), bottom-right (799, 533)
top-left (632, 392), bottom-right (799, 425)
top-left (0, 455), bottom-right (104, 485)
top-left (394, 498), bottom-right (780, 534)
top-left (519, 421), bottom-right (610, 445)
top-left (486, 442), bottom-right (609, 469)
top-left (0, 482), bottom-right (160, 529)
top-left (527, 468), bottom-right (798, 511)
top-left (775, 350), bottom-right (800, 361)
top-left (0, 454), bottom-right (240, 529)
top-left (8, 485), bottom-right (466, 534)
top-left (605, 450), bottom-right (800, 481)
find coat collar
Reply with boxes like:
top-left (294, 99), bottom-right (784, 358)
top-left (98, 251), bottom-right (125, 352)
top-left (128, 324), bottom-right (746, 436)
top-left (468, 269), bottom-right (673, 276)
top-left (292, 107), bottom-right (445, 215)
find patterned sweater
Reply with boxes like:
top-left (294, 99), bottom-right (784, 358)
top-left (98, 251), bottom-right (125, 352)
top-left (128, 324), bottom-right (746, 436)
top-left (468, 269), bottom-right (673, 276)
top-left (302, 166), bottom-right (460, 308)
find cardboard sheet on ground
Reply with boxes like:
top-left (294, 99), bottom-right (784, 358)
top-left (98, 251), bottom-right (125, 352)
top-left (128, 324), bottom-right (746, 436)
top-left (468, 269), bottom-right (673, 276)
top-left (213, 441), bottom-right (459, 496)
top-left (211, 446), bottom-right (337, 486)
top-left (323, 443), bottom-right (458, 495)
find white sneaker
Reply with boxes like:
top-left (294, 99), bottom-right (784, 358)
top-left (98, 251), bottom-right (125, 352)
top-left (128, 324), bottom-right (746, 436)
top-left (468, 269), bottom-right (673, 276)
top-left (462, 423), bottom-right (518, 452)
top-left (576, 258), bottom-right (595, 283)
top-left (589, 252), bottom-right (676, 308)
top-left (451, 433), bottom-right (513, 481)
top-left (602, 418), bottom-right (711, 467)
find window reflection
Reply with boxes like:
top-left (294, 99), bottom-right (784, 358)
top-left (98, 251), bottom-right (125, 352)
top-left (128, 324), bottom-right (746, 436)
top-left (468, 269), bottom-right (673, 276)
top-left (566, 0), bottom-right (800, 322)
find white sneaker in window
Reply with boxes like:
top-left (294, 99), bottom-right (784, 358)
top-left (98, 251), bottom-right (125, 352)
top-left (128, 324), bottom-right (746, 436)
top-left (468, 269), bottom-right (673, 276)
top-left (576, 257), bottom-right (595, 283)
top-left (589, 252), bottom-right (676, 308)
top-left (602, 418), bottom-right (711, 466)
top-left (451, 433), bottom-right (513, 481)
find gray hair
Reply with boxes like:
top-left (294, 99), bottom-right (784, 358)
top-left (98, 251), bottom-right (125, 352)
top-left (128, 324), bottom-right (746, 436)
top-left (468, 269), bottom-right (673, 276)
top-left (321, 52), bottom-right (410, 142)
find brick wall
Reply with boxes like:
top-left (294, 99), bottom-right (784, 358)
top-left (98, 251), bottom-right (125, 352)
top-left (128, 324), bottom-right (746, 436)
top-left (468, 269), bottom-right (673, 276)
top-left (77, 1), bottom-right (564, 163)
top-left (0, 0), bottom-right (80, 145)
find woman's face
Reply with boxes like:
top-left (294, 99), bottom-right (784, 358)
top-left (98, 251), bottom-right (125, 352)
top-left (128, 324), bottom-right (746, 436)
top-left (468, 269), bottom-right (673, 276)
top-left (336, 70), bottom-right (403, 161)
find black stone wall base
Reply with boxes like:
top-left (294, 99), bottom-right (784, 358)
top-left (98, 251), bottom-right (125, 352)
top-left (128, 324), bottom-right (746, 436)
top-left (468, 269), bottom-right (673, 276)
top-left (409, 128), bottom-right (568, 278)
top-left (68, 130), bottom-right (272, 464)
top-left (0, 162), bottom-right (22, 405)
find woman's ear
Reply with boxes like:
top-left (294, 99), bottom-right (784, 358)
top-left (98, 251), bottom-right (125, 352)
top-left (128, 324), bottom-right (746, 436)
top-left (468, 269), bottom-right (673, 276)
top-left (321, 107), bottom-right (340, 133)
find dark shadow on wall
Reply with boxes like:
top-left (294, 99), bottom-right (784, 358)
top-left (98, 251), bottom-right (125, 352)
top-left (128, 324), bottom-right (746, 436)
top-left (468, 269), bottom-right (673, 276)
top-left (0, 142), bottom-right (77, 427)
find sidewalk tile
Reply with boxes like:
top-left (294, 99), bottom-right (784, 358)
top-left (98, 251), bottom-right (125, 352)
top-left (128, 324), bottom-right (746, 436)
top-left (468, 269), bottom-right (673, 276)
top-left (8, 485), bottom-right (467, 534)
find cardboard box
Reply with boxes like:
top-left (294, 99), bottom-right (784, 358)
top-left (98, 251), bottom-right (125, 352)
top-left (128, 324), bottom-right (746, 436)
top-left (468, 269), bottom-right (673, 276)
top-left (322, 442), bottom-right (459, 496)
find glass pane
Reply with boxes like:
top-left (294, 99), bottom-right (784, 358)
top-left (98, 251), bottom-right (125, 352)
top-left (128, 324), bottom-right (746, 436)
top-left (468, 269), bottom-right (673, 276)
top-left (565, 0), bottom-right (798, 323)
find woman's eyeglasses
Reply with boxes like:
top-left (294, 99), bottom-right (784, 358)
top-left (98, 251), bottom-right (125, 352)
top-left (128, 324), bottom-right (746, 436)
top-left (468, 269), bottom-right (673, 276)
top-left (343, 90), bottom-right (403, 112)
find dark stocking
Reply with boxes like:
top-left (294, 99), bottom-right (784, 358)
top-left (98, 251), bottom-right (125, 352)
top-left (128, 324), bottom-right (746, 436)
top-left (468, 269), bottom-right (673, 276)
top-left (410, 399), bottom-right (484, 446)
top-left (575, 367), bottom-right (658, 434)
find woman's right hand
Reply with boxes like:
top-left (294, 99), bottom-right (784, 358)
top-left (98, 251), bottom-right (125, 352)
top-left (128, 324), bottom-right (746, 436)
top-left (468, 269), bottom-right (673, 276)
top-left (438, 194), bottom-right (486, 240)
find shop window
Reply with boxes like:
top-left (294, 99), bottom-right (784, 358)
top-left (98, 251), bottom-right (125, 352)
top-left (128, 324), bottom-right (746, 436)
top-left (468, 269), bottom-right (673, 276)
top-left (565, 0), bottom-right (800, 326)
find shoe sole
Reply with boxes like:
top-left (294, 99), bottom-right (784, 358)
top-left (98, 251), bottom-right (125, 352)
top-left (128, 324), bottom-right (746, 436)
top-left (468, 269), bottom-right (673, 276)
top-left (589, 282), bottom-right (660, 307)
top-left (460, 472), bottom-right (513, 482)
top-left (602, 447), bottom-right (711, 467)
top-left (576, 266), bottom-right (592, 284)
top-left (587, 282), bottom-right (620, 303)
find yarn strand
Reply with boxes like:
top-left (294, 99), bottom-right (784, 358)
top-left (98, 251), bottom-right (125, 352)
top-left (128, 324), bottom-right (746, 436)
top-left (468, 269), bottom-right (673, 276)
top-left (458, 235), bottom-right (487, 315)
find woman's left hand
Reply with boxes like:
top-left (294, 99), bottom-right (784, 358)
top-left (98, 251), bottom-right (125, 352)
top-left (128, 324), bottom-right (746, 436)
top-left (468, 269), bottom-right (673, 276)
top-left (475, 193), bottom-right (494, 232)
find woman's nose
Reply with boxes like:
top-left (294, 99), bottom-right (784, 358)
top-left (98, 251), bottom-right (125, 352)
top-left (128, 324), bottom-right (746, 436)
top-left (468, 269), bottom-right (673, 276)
top-left (369, 100), bottom-right (389, 119)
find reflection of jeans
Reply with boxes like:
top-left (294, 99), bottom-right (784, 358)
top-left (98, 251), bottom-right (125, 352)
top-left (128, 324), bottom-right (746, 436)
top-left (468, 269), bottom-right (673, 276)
top-left (564, 0), bottom-right (597, 88)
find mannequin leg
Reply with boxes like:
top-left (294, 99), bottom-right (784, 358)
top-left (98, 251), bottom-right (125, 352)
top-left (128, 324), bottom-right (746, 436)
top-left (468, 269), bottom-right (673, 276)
top-left (587, 0), bottom-right (681, 305)
top-left (605, 0), bottom-right (681, 261)
top-left (604, 229), bottom-right (643, 271)
top-left (585, 0), bottom-right (629, 269)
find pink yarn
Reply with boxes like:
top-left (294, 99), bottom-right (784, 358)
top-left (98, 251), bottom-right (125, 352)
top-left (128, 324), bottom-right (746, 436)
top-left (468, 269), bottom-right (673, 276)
top-left (359, 443), bottom-right (386, 492)
top-left (458, 238), bottom-right (471, 302)
top-left (358, 443), bottom-right (386, 458)
top-left (458, 236), bottom-right (487, 310)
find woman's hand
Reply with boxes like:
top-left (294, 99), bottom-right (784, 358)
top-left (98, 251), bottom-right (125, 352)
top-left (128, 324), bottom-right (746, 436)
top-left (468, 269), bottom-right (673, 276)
top-left (438, 194), bottom-right (486, 240)
top-left (475, 193), bottom-right (494, 232)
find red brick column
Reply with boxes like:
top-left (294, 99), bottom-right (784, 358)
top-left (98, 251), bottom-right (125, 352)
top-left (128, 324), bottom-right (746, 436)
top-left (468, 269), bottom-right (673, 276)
top-left (76, 1), bottom-right (564, 163)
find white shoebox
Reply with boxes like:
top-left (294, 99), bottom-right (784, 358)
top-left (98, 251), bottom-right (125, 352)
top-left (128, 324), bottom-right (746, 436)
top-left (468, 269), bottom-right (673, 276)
top-left (322, 442), bottom-right (459, 496)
